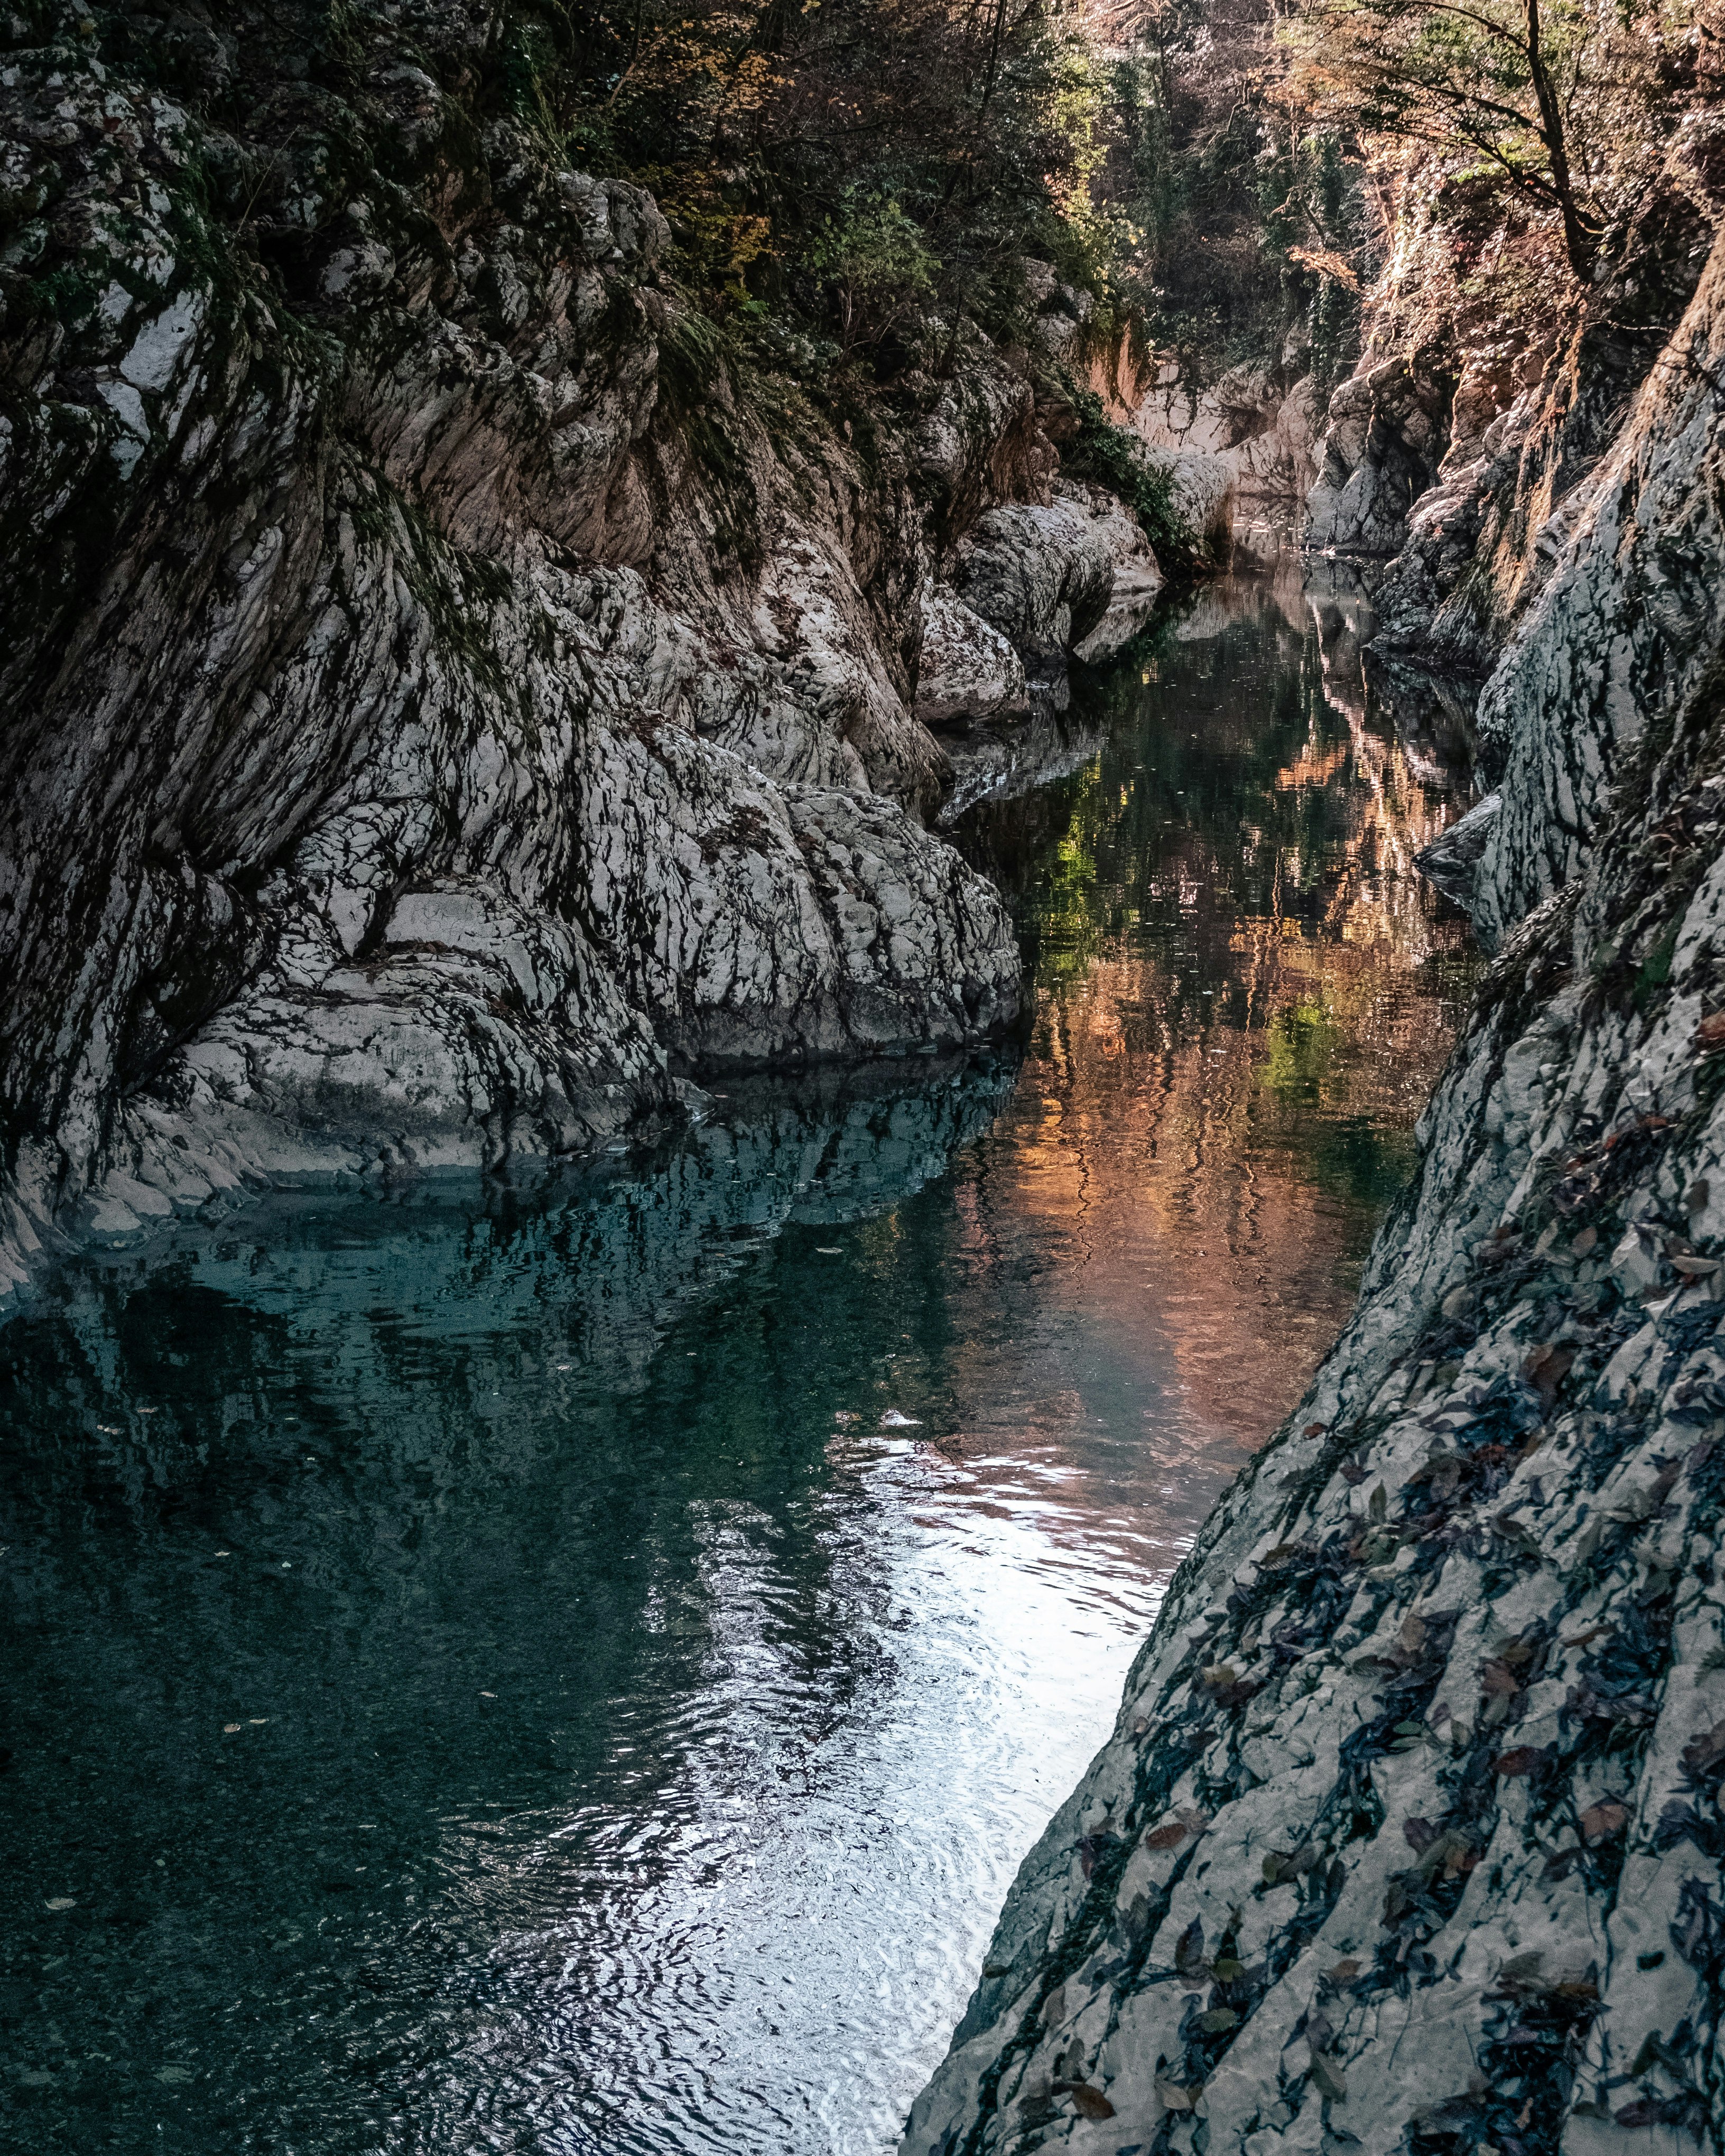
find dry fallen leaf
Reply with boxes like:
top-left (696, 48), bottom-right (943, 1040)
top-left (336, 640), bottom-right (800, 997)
top-left (1145, 1820), bottom-right (1189, 1851)
top-left (1580, 1800), bottom-right (1629, 1842)
top-left (1066, 2083), bottom-right (1116, 2121)
top-left (1155, 2077), bottom-right (1197, 2112)
top-left (1494, 1746), bottom-right (1546, 1777)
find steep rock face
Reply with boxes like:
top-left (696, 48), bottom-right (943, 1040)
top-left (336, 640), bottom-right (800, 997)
top-left (1467, 229), bottom-right (1725, 950)
top-left (1115, 355), bottom-right (1319, 547)
top-left (1312, 214), bottom-right (1715, 677)
top-left (0, 6), bottom-right (1057, 1298)
top-left (1305, 355), bottom-right (1452, 557)
top-left (903, 238), bottom-right (1725, 2156)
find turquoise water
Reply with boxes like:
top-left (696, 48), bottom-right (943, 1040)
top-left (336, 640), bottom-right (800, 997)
top-left (0, 576), bottom-right (1474, 2153)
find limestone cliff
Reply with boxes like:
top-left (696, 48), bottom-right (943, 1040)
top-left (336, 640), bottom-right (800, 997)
top-left (901, 233), bottom-right (1725, 2156)
top-left (0, 1), bottom-right (1168, 1302)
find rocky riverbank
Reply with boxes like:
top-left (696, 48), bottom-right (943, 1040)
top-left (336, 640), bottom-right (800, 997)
top-left (0, 2), bottom-right (1180, 1307)
top-left (901, 229), bottom-right (1725, 2156)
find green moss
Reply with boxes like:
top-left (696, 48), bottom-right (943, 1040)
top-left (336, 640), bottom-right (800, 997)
top-left (1058, 383), bottom-right (1200, 573)
top-left (653, 306), bottom-right (763, 569)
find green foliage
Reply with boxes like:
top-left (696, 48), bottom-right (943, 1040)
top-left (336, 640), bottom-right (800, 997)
top-left (804, 194), bottom-right (938, 350)
top-left (1059, 387), bottom-right (1198, 572)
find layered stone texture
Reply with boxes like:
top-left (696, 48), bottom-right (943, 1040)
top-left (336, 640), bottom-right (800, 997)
top-left (0, 3), bottom-right (1130, 1298)
top-left (1470, 231), bottom-right (1725, 950)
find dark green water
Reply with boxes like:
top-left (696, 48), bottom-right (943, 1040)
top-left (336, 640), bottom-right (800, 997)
top-left (0, 574), bottom-right (1476, 2154)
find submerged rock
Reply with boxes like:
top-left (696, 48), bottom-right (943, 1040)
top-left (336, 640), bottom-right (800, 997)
top-left (1416, 791), bottom-right (1500, 908)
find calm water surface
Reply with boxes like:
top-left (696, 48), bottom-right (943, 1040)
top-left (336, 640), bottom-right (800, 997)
top-left (0, 573), bottom-right (1476, 2153)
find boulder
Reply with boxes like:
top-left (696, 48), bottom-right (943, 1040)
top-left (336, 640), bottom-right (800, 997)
top-left (913, 584), bottom-right (1031, 729)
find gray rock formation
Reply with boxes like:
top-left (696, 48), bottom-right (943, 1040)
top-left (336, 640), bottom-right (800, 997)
top-left (1416, 792), bottom-right (1501, 909)
top-left (916, 583), bottom-right (1032, 729)
top-left (950, 486), bottom-right (1128, 667)
top-left (1470, 230), bottom-right (1725, 950)
top-left (0, 13), bottom-right (1194, 1302)
top-left (1306, 357), bottom-right (1451, 557)
top-left (947, 480), bottom-right (1164, 671)
top-left (903, 231), bottom-right (1725, 2156)
top-left (1119, 356), bottom-right (1316, 555)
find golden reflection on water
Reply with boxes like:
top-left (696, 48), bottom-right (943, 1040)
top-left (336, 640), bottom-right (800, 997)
top-left (958, 569), bottom-right (1480, 1451)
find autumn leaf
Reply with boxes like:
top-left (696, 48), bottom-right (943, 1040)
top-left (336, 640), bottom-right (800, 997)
top-left (1155, 2076), bottom-right (1197, 2111)
top-left (1580, 1800), bottom-right (1629, 1842)
top-left (1681, 1721), bottom-right (1725, 1776)
top-left (1145, 1820), bottom-right (1189, 1851)
top-left (1174, 1916), bottom-right (1207, 1976)
top-left (1064, 2083), bottom-right (1116, 2121)
top-left (1494, 1745), bottom-right (1548, 1776)
top-left (1696, 1010), bottom-right (1725, 1051)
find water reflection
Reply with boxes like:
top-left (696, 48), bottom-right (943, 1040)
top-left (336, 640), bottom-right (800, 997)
top-left (953, 569), bottom-right (1478, 1442)
top-left (0, 573), bottom-right (1476, 2154)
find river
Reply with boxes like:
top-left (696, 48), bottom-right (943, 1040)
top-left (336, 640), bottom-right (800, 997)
top-left (0, 568), bottom-right (1476, 2154)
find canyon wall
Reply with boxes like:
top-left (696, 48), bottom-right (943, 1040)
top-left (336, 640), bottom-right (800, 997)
top-left (0, 3), bottom-right (1173, 1305)
top-left (901, 229), bottom-right (1725, 2156)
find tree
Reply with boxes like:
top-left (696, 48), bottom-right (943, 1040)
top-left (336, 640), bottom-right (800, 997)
top-left (1287, 0), bottom-right (1602, 280)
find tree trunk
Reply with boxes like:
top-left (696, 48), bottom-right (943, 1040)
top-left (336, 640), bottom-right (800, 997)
top-left (1523, 0), bottom-right (1596, 281)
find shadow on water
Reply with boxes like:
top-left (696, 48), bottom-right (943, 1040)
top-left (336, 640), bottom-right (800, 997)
top-left (0, 570), bottom-right (1480, 2154)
